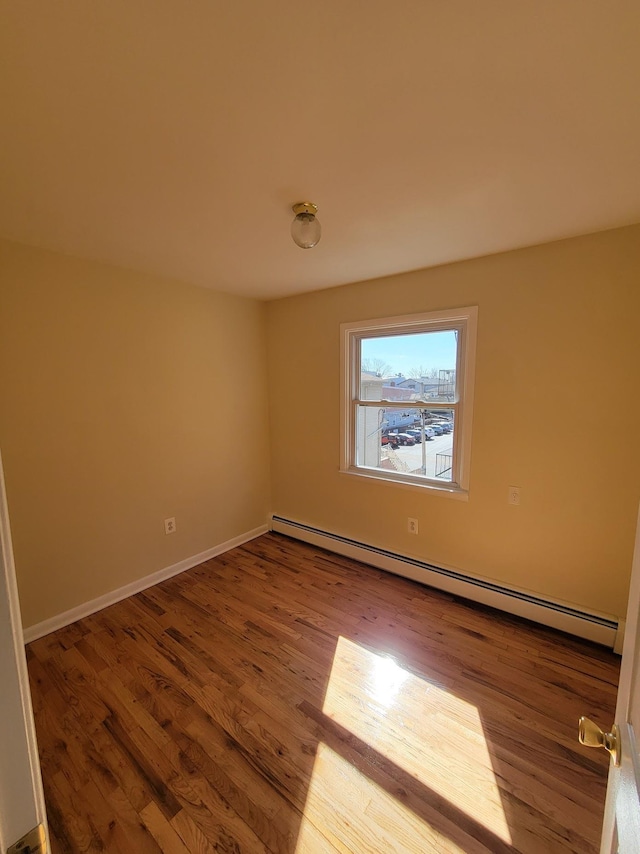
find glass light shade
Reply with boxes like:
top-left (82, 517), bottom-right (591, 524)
top-left (291, 212), bottom-right (321, 249)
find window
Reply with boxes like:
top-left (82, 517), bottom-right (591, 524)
top-left (340, 306), bottom-right (477, 495)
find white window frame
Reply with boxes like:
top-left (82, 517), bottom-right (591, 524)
top-left (340, 306), bottom-right (477, 496)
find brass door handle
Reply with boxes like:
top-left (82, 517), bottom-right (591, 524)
top-left (578, 716), bottom-right (620, 766)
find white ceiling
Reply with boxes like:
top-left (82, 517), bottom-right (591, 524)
top-left (1, 1), bottom-right (639, 299)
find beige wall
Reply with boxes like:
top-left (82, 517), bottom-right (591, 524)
top-left (0, 240), bottom-right (271, 628)
top-left (266, 225), bottom-right (640, 620)
top-left (2, 226), bottom-right (639, 631)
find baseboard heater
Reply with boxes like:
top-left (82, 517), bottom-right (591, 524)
top-left (270, 515), bottom-right (620, 649)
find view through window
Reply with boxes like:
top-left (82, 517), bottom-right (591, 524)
top-left (341, 308), bottom-right (477, 492)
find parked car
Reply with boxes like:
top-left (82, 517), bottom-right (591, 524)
top-left (433, 422), bottom-right (452, 433)
top-left (397, 432), bottom-right (417, 445)
top-left (381, 433), bottom-right (401, 448)
top-left (381, 433), bottom-right (397, 446)
top-left (388, 432), bottom-right (416, 446)
top-left (428, 424), bottom-right (444, 435)
top-left (405, 427), bottom-right (435, 442)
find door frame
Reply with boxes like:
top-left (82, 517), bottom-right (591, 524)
top-left (0, 449), bottom-right (49, 851)
top-left (599, 503), bottom-right (640, 852)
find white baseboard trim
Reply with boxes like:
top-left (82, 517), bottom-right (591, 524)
top-left (613, 619), bottom-right (626, 655)
top-left (270, 515), bottom-right (619, 649)
top-left (23, 524), bottom-right (269, 643)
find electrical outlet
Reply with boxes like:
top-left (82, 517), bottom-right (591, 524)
top-left (508, 486), bottom-right (521, 506)
top-left (407, 517), bottom-right (419, 534)
top-left (164, 517), bottom-right (177, 534)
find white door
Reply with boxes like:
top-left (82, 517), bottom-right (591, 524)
top-left (0, 451), bottom-right (48, 853)
top-left (597, 504), bottom-right (640, 853)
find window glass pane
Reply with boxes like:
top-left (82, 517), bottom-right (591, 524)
top-left (360, 330), bottom-right (458, 401)
top-left (356, 330), bottom-right (458, 483)
top-left (355, 405), bottom-right (455, 482)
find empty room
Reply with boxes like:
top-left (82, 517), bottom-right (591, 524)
top-left (1, 3), bottom-right (640, 853)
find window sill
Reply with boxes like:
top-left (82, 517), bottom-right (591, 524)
top-left (339, 466), bottom-right (470, 501)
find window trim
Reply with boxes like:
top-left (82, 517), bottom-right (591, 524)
top-left (340, 306), bottom-right (478, 495)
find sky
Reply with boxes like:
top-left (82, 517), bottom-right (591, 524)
top-left (361, 330), bottom-right (457, 376)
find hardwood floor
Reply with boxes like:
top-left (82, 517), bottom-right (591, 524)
top-left (27, 533), bottom-right (619, 853)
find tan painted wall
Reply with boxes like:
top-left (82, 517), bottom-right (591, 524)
top-left (0, 240), bottom-right (271, 628)
top-left (2, 226), bottom-right (638, 629)
top-left (266, 225), bottom-right (640, 620)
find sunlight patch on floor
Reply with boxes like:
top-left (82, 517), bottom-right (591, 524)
top-left (295, 741), bottom-right (472, 853)
top-left (315, 635), bottom-right (512, 846)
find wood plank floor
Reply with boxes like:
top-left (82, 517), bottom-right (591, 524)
top-left (27, 533), bottom-right (619, 853)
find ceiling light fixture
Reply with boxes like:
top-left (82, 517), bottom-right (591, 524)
top-left (291, 202), bottom-right (321, 249)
